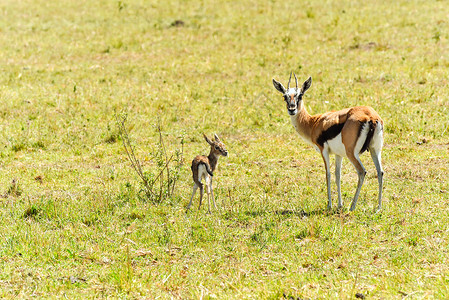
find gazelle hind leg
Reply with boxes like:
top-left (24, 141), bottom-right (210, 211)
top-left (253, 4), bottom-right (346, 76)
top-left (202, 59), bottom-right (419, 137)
top-left (370, 149), bottom-right (383, 211)
top-left (347, 154), bottom-right (366, 211)
top-left (210, 177), bottom-right (217, 209)
top-left (335, 155), bottom-right (343, 209)
top-left (211, 186), bottom-right (217, 210)
top-left (205, 176), bottom-right (213, 213)
top-left (198, 183), bottom-right (204, 210)
top-left (321, 149), bottom-right (332, 209)
top-left (187, 184), bottom-right (199, 211)
top-left (206, 184), bottom-right (211, 213)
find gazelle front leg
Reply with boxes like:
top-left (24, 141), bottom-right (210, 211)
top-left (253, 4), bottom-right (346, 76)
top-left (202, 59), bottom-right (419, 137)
top-left (335, 155), bottom-right (343, 209)
top-left (321, 149), bottom-right (332, 210)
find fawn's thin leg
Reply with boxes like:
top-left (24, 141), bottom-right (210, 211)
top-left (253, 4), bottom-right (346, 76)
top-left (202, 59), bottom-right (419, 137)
top-left (207, 191), bottom-right (211, 213)
top-left (198, 183), bottom-right (204, 210)
top-left (206, 184), bottom-right (210, 213)
top-left (205, 177), bottom-right (212, 213)
top-left (187, 184), bottom-right (198, 211)
top-left (210, 177), bottom-right (217, 209)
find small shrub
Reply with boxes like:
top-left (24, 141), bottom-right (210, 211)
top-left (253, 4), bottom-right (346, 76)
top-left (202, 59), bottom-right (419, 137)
top-left (116, 114), bottom-right (184, 204)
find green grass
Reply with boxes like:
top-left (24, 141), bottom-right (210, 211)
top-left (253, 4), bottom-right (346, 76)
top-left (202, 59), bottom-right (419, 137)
top-left (1, 0), bottom-right (448, 298)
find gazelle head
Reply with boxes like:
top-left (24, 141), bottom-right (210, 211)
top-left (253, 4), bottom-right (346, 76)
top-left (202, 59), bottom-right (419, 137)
top-left (204, 133), bottom-right (228, 157)
top-left (272, 73), bottom-right (312, 116)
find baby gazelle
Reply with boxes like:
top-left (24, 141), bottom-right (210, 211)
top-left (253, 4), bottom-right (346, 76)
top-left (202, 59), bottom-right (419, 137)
top-left (187, 134), bottom-right (228, 213)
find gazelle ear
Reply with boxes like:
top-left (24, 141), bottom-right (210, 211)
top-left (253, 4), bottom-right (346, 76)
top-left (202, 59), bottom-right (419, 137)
top-left (272, 79), bottom-right (286, 94)
top-left (203, 133), bottom-right (213, 145)
top-left (214, 133), bottom-right (221, 142)
top-left (301, 77), bottom-right (312, 95)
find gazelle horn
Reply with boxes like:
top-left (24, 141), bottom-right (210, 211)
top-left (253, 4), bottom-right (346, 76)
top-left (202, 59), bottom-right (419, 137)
top-left (287, 72), bottom-right (292, 89)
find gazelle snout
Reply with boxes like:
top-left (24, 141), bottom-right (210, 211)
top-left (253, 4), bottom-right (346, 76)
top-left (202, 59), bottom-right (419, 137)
top-left (287, 99), bottom-right (298, 115)
top-left (288, 106), bottom-right (297, 115)
top-left (218, 147), bottom-right (228, 157)
top-left (213, 145), bottom-right (228, 157)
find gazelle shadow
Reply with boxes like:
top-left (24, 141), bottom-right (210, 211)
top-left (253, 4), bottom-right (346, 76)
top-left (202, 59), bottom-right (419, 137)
top-left (274, 207), bottom-right (340, 218)
top-left (242, 207), bottom-right (345, 218)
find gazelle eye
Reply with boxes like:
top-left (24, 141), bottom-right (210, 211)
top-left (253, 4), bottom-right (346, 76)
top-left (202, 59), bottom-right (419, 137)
top-left (215, 146), bottom-right (219, 150)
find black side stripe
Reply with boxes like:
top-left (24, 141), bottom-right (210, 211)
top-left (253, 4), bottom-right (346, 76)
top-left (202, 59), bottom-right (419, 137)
top-left (360, 121), bottom-right (375, 154)
top-left (317, 122), bottom-right (345, 147)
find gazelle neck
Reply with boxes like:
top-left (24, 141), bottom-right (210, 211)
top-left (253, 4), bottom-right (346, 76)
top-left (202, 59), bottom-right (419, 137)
top-left (291, 101), bottom-right (314, 146)
top-left (208, 150), bottom-right (219, 171)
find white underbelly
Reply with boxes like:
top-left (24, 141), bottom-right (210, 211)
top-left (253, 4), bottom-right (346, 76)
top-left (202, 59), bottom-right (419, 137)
top-left (326, 133), bottom-right (347, 157)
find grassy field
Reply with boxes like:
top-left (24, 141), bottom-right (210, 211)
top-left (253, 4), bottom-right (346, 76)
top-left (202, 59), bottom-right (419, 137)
top-left (1, 0), bottom-right (448, 298)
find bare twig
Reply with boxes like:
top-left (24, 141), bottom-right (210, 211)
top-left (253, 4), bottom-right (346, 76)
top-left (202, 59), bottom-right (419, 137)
top-left (156, 121), bottom-right (171, 198)
top-left (115, 114), bottom-right (154, 198)
top-left (115, 113), bottom-right (184, 204)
